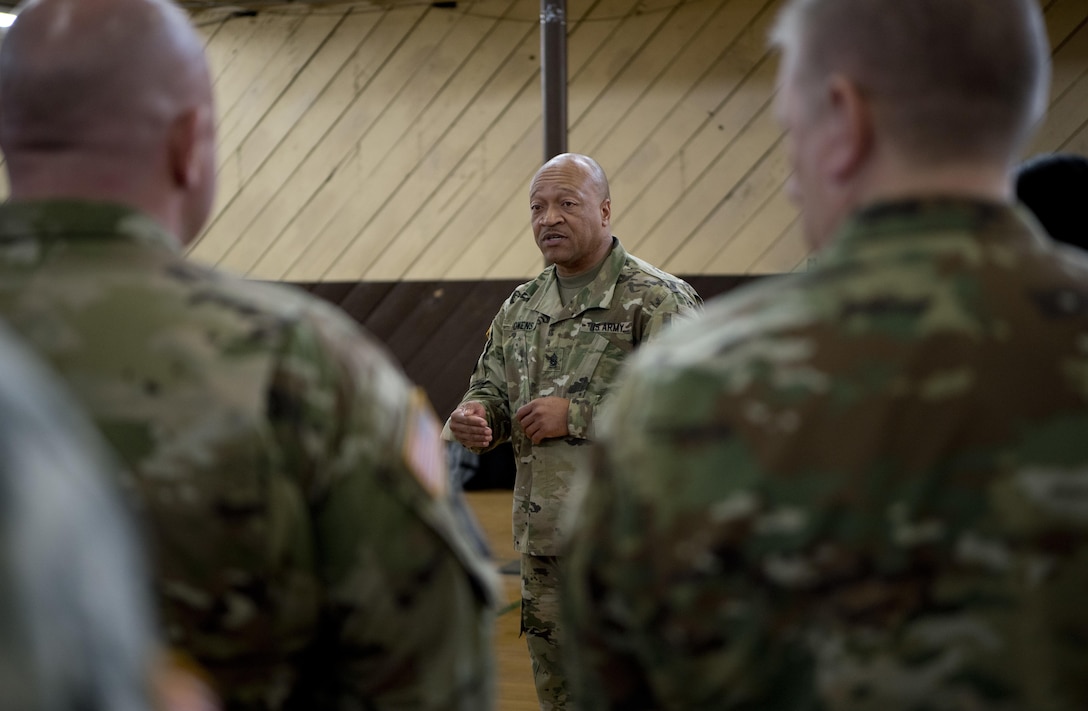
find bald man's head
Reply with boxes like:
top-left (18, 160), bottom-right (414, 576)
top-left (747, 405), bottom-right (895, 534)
top-left (2, 0), bottom-right (209, 149)
top-left (534, 153), bottom-right (611, 203)
top-left (529, 153), bottom-right (614, 276)
top-left (0, 0), bottom-right (217, 243)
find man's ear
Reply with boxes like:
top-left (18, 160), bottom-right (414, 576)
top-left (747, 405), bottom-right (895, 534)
top-left (600, 197), bottom-right (611, 226)
top-left (823, 74), bottom-right (872, 182)
top-left (167, 107), bottom-right (203, 189)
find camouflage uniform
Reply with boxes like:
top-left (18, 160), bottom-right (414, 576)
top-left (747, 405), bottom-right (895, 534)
top-left (563, 199), bottom-right (1088, 710)
top-left (0, 322), bottom-right (156, 711)
top-left (0, 200), bottom-right (498, 711)
top-left (456, 238), bottom-right (699, 710)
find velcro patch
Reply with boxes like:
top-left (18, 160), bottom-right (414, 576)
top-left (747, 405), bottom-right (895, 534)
top-left (402, 388), bottom-right (448, 499)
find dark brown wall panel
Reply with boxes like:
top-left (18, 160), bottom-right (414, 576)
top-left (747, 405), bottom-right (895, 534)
top-left (294, 275), bottom-right (761, 419)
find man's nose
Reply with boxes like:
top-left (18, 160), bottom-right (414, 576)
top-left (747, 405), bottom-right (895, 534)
top-left (540, 205), bottom-right (563, 225)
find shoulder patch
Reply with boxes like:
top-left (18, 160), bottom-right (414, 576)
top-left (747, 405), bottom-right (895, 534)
top-left (402, 388), bottom-right (448, 499)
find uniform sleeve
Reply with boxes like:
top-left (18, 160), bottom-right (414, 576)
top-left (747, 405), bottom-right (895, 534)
top-left (271, 307), bottom-right (497, 711)
top-left (638, 284), bottom-right (702, 343)
top-left (454, 310), bottom-right (513, 453)
top-left (565, 398), bottom-right (596, 440)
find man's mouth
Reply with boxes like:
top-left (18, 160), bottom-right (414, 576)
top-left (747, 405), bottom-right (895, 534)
top-left (541, 233), bottom-right (566, 245)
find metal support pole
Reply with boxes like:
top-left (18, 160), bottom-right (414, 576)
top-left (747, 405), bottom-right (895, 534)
top-left (541, 0), bottom-right (567, 161)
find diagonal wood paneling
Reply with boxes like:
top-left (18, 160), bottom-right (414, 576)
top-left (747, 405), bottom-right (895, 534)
top-left (184, 0), bottom-right (791, 280)
top-left (185, 0), bottom-right (1085, 282)
top-left (376, 0), bottom-right (660, 283)
top-left (286, 0), bottom-right (533, 281)
top-left (346, 14), bottom-right (541, 281)
top-left (440, 0), bottom-right (691, 281)
top-left (1031, 2), bottom-right (1088, 157)
top-left (193, 4), bottom-right (430, 268)
top-left (475, 0), bottom-right (778, 279)
top-left (0, 1), bottom-right (1080, 282)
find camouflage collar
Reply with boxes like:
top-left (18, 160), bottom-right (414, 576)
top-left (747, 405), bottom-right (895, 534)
top-left (0, 199), bottom-right (181, 253)
top-left (529, 237), bottom-right (626, 319)
top-left (820, 197), bottom-right (1048, 265)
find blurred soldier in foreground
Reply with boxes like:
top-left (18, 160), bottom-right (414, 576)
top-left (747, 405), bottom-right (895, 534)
top-left (447, 153), bottom-right (699, 710)
top-left (0, 324), bottom-right (161, 711)
top-left (563, 0), bottom-right (1088, 708)
top-left (0, 0), bottom-right (496, 709)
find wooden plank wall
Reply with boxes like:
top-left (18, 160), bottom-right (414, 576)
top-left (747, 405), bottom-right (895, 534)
top-left (184, 0), bottom-right (1088, 284)
top-left (0, 1), bottom-right (1083, 276)
top-left (300, 275), bottom-right (752, 419)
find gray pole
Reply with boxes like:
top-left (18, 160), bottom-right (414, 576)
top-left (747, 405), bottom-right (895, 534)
top-left (541, 0), bottom-right (567, 160)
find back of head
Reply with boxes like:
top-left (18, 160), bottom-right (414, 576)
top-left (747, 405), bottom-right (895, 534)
top-left (534, 153), bottom-right (612, 201)
top-left (1, 0), bottom-right (208, 152)
top-left (772, 0), bottom-right (1050, 167)
top-left (0, 0), bottom-right (216, 241)
top-left (1015, 152), bottom-right (1088, 251)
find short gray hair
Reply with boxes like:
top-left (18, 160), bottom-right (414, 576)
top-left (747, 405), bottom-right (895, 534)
top-left (770, 0), bottom-right (1051, 165)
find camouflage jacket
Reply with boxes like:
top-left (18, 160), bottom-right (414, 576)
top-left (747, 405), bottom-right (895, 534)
top-left (563, 199), bottom-right (1088, 710)
top-left (457, 239), bottom-right (700, 555)
top-left (0, 200), bottom-right (497, 711)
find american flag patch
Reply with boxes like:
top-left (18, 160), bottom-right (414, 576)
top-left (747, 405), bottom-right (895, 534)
top-left (402, 388), bottom-right (448, 498)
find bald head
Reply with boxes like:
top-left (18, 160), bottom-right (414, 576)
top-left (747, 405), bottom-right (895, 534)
top-left (0, 0), bottom-right (217, 243)
top-left (533, 153), bottom-right (611, 203)
top-left (2, 0), bottom-right (209, 150)
top-left (771, 0), bottom-right (1050, 166)
top-left (529, 153), bottom-right (614, 276)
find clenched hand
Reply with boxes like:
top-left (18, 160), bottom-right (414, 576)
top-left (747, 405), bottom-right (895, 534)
top-left (516, 397), bottom-right (570, 444)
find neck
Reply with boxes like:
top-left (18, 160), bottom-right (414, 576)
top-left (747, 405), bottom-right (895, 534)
top-left (856, 156), bottom-right (1013, 209)
top-left (6, 152), bottom-right (182, 243)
